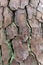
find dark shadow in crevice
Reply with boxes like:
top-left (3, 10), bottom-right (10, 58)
top-left (29, 51), bottom-right (39, 65)
top-left (41, 22), bottom-right (43, 38)
top-left (0, 45), bottom-right (4, 65)
top-left (7, 0), bottom-right (12, 12)
top-left (29, 0), bottom-right (31, 3)
top-left (7, 0), bottom-right (17, 12)
top-left (10, 40), bottom-right (14, 53)
top-left (25, 6), bottom-right (32, 36)
top-left (8, 40), bottom-right (15, 65)
top-left (12, 10), bottom-right (19, 34)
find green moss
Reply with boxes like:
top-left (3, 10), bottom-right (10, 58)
top-left (5, 40), bottom-right (15, 65)
top-left (27, 38), bottom-right (31, 52)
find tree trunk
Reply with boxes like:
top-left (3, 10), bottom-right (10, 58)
top-left (0, 0), bottom-right (43, 65)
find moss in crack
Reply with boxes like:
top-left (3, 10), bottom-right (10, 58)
top-left (27, 30), bottom-right (38, 65)
top-left (27, 36), bottom-right (39, 65)
top-left (3, 27), bottom-right (16, 65)
top-left (27, 38), bottom-right (31, 52)
top-left (5, 40), bottom-right (16, 65)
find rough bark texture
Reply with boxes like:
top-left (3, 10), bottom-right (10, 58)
top-left (0, 0), bottom-right (43, 65)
